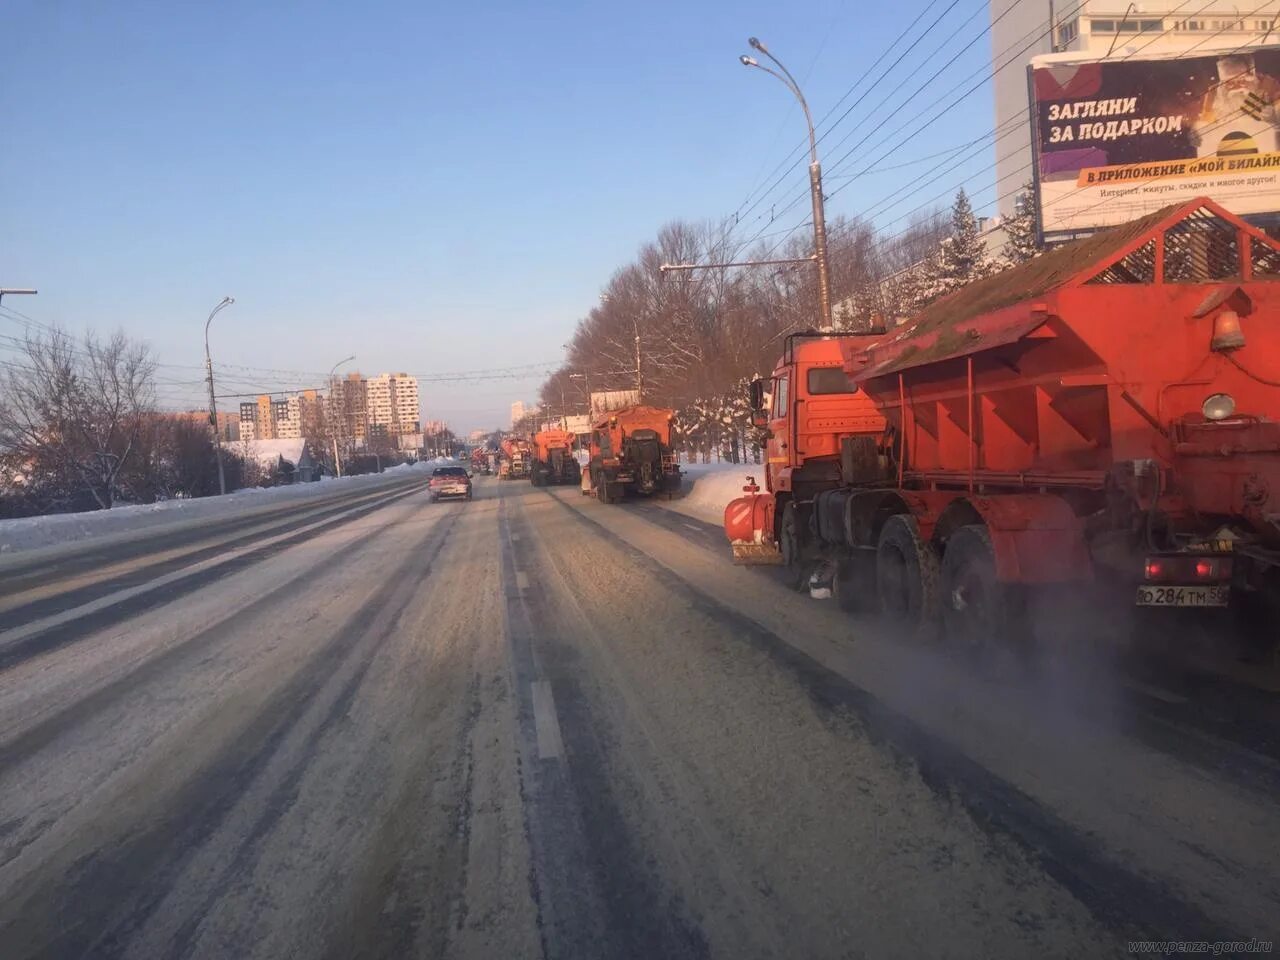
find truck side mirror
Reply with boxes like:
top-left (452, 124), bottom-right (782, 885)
top-left (750, 410), bottom-right (769, 429)
top-left (748, 378), bottom-right (765, 412)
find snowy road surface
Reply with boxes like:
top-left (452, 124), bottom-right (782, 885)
top-left (0, 474), bottom-right (1277, 958)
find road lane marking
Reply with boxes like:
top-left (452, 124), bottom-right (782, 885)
top-left (531, 680), bottom-right (565, 759)
top-left (515, 571), bottom-right (529, 591)
top-left (682, 522), bottom-right (702, 533)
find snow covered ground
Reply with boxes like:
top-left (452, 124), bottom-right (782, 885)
top-left (665, 460), bottom-right (762, 525)
top-left (0, 458), bottom-right (460, 558)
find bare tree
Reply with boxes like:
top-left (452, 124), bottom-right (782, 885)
top-left (0, 327), bottom-right (155, 510)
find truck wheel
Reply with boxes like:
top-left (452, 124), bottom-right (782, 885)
top-left (875, 514), bottom-right (940, 637)
top-left (779, 501), bottom-right (806, 590)
top-left (940, 524), bottom-right (1020, 653)
top-left (596, 474), bottom-right (612, 504)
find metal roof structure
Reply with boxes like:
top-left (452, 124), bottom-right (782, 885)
top-left (849, 197), bottom-right (1280, 382)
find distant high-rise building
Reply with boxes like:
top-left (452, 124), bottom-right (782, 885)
top-left (510, 401), bottom-right (526, 427)
top-left (367, 373), bottom-right (421, 437)
top-left (234, 374), bottom-right (418, 448)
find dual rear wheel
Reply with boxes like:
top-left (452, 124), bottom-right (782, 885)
top-left (873, 516), bottom-right (1016, 650)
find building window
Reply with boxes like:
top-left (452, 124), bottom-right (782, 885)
top-left (1093, 18), bottom-right (1161, 33)
top-left (1057, 18), bottom-right (1079, 44)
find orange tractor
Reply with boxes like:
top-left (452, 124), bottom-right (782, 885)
top-left (530, 428), bottom-right (581, 486)
top-left (726, 198), bottom-right (1280, 646)
top-left (585, 405), bottom-right (681, 503)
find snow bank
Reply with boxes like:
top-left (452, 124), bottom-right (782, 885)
top-left (0, 459), bottom-right (437, 558)
top-left (665, 461), bottom-right (762, 525)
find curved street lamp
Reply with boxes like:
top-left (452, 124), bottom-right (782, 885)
top-left (740, 37), bottom-right (833, 328)
top-left (328, 355), bottom-right (356, 477)
top-left (204, 296), bottom-right (235, 495)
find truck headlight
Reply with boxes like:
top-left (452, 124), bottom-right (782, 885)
top-left (1202, 393), bottom-right (1235, 421)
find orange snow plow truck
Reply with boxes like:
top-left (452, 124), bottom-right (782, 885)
top-left (499, 437), bottom-right (531, 480)
top-left (530, 428), bottom-right (581, 486)
top-left (585, 405), bottom-right (681, 503)
top-left (725, 198), bottom-right (1280, 646)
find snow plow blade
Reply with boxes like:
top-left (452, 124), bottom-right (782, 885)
top-left (730, 542), bottom-right (785, 565)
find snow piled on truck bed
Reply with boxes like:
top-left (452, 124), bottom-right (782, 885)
top-left (0, 459), bottom-right (456, 557)
top-left (664, 461), bottom-right (760, 525)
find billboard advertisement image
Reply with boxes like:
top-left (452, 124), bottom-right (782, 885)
top-left (1031, 46), bottom-right (1280, 236)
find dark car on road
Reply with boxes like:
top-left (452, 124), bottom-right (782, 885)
top-left (428, 465), bottom-right (473, 502)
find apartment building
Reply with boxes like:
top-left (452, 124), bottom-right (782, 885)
top-left (327, 372), bottom-right (368, 441)
top-left (990, 1), bottom-right (1280, 213)
top-left (238, 396), bottom-right (289, 442)
top-left (235, 375), bottom-right (418, 445)
top-left (366, 373), bottom-right (421, 437)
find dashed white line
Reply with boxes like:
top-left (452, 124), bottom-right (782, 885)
top-left (531, 680), bottom-right (565, 760)
top-left (515, 570), bottom-right (529, 591)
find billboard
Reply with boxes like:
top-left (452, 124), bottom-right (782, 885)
top-left (564, 414), bottom-right (591, 435)
top-left (1031, 46), bottom-right (1280, 236)
top-left (589, 390), bottom-right (640, 416)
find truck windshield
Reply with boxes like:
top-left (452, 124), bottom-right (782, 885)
top-left (807, 367), bottom-right (854, 395)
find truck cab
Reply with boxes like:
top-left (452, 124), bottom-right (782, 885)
top-left (756, 335), bottom-right (887, 501)
top-left (727, 332), bottom-right (886, 567)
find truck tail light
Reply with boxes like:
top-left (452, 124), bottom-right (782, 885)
top-left (1145, 556), bottom-right (1230, 581)
top-left (1211, 309), bottom-right (1245, 352)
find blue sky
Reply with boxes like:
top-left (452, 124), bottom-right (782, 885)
top-left (2, 0), bottom-right (995, 431)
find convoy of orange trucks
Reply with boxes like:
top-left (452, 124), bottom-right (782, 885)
top-left (529, 428), bottom-right (581, 486)
top-left (584, 405), bottom-right (682, 503)
top-left (724, 198), bottom-right (1280, 646)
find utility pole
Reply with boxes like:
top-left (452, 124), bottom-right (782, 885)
top-left (662, 40), bottom-right (833, 327)
top-left (634, 333), bottom-right (643, 400)
top-left (203, 297), bottom-right (235, 495)
top-left (741, 37), bottom-right (832, 328)
top-left (328, 355), bottom-right (356, 477)
top-left (570, 372), bottom-right (592, 418)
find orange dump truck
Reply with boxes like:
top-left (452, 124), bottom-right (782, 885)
top-left (726, 198), bottom-right (1280, 648)
top-left (499, 437), bottom-right (531, 480)
top-left (530, 428), bottom-right (581, 486)
top-left (586, 405), bottom-right (681, 503)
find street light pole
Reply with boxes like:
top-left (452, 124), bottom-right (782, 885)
top-left (0, 288), bottom-right (38, 308)
top-left (741, 37), bottom-right (833, 328)
top-left (328, 355), bottom-right (356, 478)
top-left (204, 296), bottom-right (235, 495)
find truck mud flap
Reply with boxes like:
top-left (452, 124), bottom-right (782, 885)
top-left (731, 542), bottom-right (785, 565)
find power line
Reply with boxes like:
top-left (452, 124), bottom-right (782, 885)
top-left (742, 0), bottom-right (1237, 265)
top-left (728, 0), bottom-right (972, 236)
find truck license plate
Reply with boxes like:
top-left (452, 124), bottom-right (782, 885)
top-left (1135, 585), bottom-right (1229, 607)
